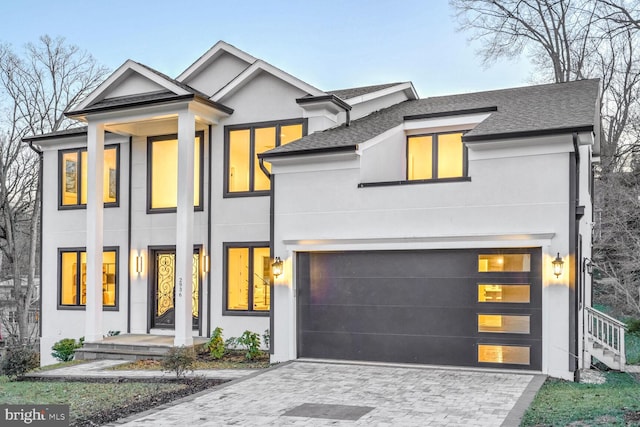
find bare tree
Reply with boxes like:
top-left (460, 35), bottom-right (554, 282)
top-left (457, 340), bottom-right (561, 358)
top-left (0, 36), bottom-right (109, 345)
top-left (450, 0), bottom-right (640, 317)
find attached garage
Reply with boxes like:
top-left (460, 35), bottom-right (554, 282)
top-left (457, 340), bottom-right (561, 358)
top-left (297, 248), bottom-right (542, 370)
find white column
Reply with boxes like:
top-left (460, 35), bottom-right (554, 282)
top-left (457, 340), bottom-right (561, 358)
top-left (85, 122), bottom-right (105, 342)
top-left (174, 109), bottom-right (195, 346)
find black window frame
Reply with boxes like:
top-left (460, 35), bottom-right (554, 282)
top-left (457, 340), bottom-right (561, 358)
top-left (222, 241), bottom-right (271, 316)
top-left (57, 246), bottom-right (119, 311)
top-left (146, 131), bottom-right (205, 214)
top-left (224, 119), bottom-right (307, 198)
top-left (406, 130), bottom-right (469, 183)
top-left (58, 144), bottom-right (121, 210)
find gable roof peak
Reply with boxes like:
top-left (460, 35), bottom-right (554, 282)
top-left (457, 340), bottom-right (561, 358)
top-left (176, 40), bottom-right (257, 83)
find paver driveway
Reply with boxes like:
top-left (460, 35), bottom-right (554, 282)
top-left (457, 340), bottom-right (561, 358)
top-left (113, 361), bottom-right (543, 426)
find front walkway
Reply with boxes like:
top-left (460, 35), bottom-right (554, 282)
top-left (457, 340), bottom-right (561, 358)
top-left (109, 361), bottom-right (544, 426)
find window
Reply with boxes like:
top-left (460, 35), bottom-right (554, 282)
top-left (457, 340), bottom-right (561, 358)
top-left (148, 131), bottom-right (204, 212)
top-left (225, 120), bottom-right (304, 195)
top-left (59, 145), bottom-right (119, 208)
top-left (59, 248), bottom-right (118, 309)
top-left (478, 284), bottom-right (530, 303)
top-left (407, 132), bottom-right (465, 181)
top-left (478, 344), bottom-right (530, 365)
top-left (478, 254), bottom-right (531, 272)
top-left (478, 314), bottom-right (530, 334)
top-left (224, 243), bottom-right (271, 313)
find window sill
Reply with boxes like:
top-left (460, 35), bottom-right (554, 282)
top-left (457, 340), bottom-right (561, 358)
top-left (58, 202), bottom-right (119, 211)
top-left (223, 191), bottom-right (270, 198)
top-left (146, 206), bottom-right (204, 214)
top-left (57, 305), bottom-right (119, 311)
top-left (358, 177), bottom-right (471, 188)
top-left (223, 310), bottom-right (270, 317)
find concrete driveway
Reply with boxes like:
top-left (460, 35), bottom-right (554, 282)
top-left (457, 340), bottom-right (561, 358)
top-left (113, 361), bottom-right (544, 426)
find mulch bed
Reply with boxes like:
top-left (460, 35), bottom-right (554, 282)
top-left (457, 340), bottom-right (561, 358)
top-left (21, 376), bottom-right (228, 426)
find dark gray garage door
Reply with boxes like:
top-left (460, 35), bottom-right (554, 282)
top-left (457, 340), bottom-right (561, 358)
top-left (297, 248), bottom-right (542, 370)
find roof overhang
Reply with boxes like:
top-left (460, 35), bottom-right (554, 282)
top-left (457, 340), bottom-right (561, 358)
top-left (296, 94), bottom-right (352, 115)
top-left (463, 125), bottom-right (595, 143)
top-left (65, 93), bottom-right (233, 122)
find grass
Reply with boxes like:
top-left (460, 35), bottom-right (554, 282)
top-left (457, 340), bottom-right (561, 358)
top-left (626, 332), bottom-right (640, 365)
top-left (521, 372), bottom-right (640, 426)
top-left (0, 376), bottom-right (188, 425)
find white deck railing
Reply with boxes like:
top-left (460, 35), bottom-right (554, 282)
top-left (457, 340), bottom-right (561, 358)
top-left (586, 306), bottom-right (626, 368)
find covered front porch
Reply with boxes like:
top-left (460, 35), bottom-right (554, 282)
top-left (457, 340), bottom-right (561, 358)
top-left (64, 60), bottom-right (233, 348)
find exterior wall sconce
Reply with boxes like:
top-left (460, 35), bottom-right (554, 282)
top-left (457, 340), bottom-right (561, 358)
top-left (203, 255), bottom-right (210, 274)
top-left (135, 255), bottom-right (143, 274)
top-left (583, 258), bottom-right (593, 275)
top-left (272, 257), bottom-right (284, 277)
top-left (552, 253), bottom-right (564, 278)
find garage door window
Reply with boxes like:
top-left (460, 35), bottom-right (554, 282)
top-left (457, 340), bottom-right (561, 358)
top-left (478, 284), bottom-right (530, 303)
top-left (478, 344), bottom-right (530, 365)
top-left (478, 314), bottom-right (530, 334)
top-left (478, 254), bottom-right (531, 272)
top-left (224, 243), bottom-right (270, 314)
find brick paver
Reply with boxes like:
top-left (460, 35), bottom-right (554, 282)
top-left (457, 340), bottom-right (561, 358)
top-left (110, 361), bottom-right (538, 426)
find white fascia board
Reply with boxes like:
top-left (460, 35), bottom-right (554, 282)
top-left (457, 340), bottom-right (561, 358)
top-left (356, 124), bottom-right (404, 154)
top-left (176, 41), bottom-right (256, 82)
top-left (74, 60), bottom-right (190, 111)
top-left (404, 112), bottom-right (492, 132)
top-left (267, 151), bottom-right (359, 174)
top-left (346, 82), bottom-right (418, 106)
top-left (282, 232), bottom-right (556, 252)
top-left (211, 60), bottom-right (325, 102)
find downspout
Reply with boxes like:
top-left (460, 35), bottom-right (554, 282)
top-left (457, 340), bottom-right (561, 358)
top-left (571, 132), bottom-right (581, 377)
top-left (28, 141), bottom-right (43, 339)
top-left (259, 157), bottom-right (275, 355)
top-left (206, 125), bottom-right (212, 338)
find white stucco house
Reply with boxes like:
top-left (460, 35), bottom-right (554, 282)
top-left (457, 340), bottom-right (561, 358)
top-left (25, 41), bottom-right (621, 380)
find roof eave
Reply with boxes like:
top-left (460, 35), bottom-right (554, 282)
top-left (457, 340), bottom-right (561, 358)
top-left (65, 94), bottom-right (233, 119)
top-left (259, 144), bottom-right (358, 159)
top-left (463, 125), bottom-right (595, 143)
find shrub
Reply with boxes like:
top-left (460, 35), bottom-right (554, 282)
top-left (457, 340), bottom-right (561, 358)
top-left (1, 346), bottom-right (39, 378)
top-left (627, 318), bottom-right (640, 336)
top-left (208, 327), bottom-right (225, 360)
top-left (161, 346), bottom-right (195, 378)
top-left (237, 330), bottom-right (262, 361)
top-left (51, 338), bottom-right (83, 362)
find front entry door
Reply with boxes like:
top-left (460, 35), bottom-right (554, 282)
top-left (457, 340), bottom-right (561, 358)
top-left (152, 249), bottom-right (200, 329)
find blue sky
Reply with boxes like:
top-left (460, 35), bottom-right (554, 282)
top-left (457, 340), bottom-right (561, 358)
top-left (2, 0), bottom-right (533, 97)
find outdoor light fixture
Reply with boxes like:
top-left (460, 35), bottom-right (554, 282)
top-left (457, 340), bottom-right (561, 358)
top-left (272, 257), bottom-right (284, 277)
top-left (135, 255), bottom-right (143, 274)
top-left (552, 253), bottom-right (564, 278)
top-left (583, 258), bottom-right (593, 275)
top-left (203, 255), bottom-right (210, 274)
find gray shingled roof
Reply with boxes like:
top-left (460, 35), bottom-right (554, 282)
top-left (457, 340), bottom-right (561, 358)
top-left (327, 82), bottom-right (406, 100)
top-left (261, 79), bottom-right (599, 158)
top-left (23, 126), bottom-right (88, 142)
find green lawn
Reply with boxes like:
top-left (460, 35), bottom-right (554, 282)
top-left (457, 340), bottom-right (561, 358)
top-left (627, 332), bottom-right (640, 365)
top-left (521, 372), bottom-right (640, 426)
top-left (0, 376), bottom-right (187, 424)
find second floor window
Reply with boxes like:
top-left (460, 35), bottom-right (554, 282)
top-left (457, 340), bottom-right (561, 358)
top-left (59, 145), bottom-right (119, 208)
top-left (225, 120), bottom-right (304, 195)
top-left (148, 132), bottom-right (204, 212)
top-left (407, 132), bottom-right (466, 181)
